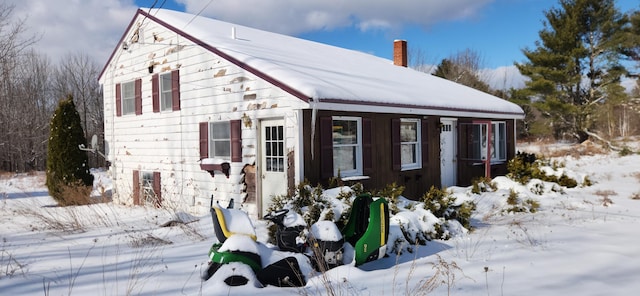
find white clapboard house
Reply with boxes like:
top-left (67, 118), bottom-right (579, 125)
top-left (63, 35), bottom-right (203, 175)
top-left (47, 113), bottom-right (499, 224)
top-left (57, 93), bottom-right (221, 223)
top-left (99, 8), bottom-right (524, 217)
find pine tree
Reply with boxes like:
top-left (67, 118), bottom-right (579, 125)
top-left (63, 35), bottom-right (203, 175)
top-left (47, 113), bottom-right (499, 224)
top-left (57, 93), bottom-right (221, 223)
top-left (46, 95), bottom-right (94, 205)
top-left (516, 0), bottom-right (630, 142)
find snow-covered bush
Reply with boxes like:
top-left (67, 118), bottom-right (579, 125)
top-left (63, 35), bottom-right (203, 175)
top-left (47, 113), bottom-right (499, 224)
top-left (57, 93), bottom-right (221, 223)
top-left (265, 182), bottom-right (478, 256)
top-left (507, 152), bottom-right (581, 188)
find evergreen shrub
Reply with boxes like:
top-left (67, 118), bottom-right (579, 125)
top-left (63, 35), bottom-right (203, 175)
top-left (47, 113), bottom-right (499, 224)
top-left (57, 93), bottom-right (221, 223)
top-left (46, 96), bottom-right (94, 206)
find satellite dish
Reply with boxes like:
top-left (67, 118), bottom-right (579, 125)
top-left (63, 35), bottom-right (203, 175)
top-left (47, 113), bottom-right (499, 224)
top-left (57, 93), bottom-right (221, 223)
top-left (90, 135), bottom-right (98, 150)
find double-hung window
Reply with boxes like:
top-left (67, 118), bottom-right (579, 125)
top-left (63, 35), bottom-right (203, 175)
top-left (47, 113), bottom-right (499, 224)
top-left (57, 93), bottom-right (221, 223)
top-left (160, 72), bottom-right (173, 111)
top-left (491, 122), bottom-right (506, 161)
top-left (209, 121), bottom-right (231, 160)
top-left (121, 81), bottom-right (135, 115)
top-left (466, 121), bottom-right (507, 162)
top-left (400, 118), bottom-right (421, 170)
top-left (332, 117), bottom-right (362, 177)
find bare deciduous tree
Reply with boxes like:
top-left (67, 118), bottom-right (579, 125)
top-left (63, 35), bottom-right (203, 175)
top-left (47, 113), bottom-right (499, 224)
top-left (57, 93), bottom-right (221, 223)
top-left (52, 52), bottom-right (104, 167)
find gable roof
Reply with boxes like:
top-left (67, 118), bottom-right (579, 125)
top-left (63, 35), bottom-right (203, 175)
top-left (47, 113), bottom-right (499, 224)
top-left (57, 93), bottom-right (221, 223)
top-left (101, 8), bottom-right (524, 118)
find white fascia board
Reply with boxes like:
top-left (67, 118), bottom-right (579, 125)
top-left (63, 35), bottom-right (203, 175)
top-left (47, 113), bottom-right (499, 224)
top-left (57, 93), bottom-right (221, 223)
top-left (307, 101), bottom-right (525, 120)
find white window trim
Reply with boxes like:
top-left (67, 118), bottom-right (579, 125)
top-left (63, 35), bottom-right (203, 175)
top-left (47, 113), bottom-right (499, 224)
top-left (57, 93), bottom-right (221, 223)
top-left (471, 121), bottom-right (507, 163)
top-left (121, 81), bottom-right (135, 115)
top-left (159, 72), bottom-right (172, 111)
top-left (491, 121), bottom-right (507, 162)
top-left (400, 118), bottom-right (422, 171)
top-left (332, 116), bottom-right (362, 177)
top-left (209, 121), bottom-right (231, 160)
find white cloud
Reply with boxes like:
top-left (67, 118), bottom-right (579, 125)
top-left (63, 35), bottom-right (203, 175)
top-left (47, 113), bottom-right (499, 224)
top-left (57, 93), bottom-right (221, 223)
top-left (5, 0), bottom-right (138, 65)
top-left (5, 0), bottom-right (495, 66)
top-left (176, 0), bottom-right (493, 35)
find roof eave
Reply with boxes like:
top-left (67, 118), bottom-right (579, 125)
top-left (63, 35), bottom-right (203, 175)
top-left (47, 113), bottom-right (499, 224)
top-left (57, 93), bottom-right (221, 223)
top-left (310, 98), bottom-right (525, 119)
top-left (98, 9), bottom-right (145, 82)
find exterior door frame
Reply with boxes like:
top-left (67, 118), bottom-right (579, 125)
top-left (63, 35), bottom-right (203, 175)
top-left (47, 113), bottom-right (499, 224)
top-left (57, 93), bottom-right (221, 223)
top-left (440, 118), bottom-right (457, 188)
top-left (258, 118), bottom-right (287, 217)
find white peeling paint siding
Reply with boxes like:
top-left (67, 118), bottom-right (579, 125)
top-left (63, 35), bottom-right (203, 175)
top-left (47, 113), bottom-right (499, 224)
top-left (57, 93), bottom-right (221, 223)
top-left (100, 15), bottom-right (308, 216)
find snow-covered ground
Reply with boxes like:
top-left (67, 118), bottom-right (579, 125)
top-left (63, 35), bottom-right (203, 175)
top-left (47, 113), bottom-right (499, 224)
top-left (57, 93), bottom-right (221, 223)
top-left (1, 141), bottom-right (640, 295)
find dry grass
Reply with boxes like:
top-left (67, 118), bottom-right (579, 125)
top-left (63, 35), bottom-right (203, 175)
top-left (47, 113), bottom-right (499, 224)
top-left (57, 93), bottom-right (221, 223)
top-left (57, 182), bottom-right (93, 206)
top-left (595, 190), bottom-right (617, 207)
top-left (411, 254), bottom-right (468, 296)
top-left (631, 172), bottom-right (640, 183)
top-left (539, 140), bottom-right (608, 159)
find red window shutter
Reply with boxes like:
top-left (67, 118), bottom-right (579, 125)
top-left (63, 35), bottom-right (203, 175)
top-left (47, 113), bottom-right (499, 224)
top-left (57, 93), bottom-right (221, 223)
top-left (199, 122), bottom-right (208, 159)
top-left (134, 78), bottom-right (142, 115)
top-left (422, 119), bottom-right (429, 167)
top-left (152, 74), bottom-right (159, 113)
top-left (132, 170), bottom-right (140, 205)
top-left (115, 83), bottom-right (122, 117)
top-left (320, 116), bottom-right (334, 179)
top-left (362, 118), bottom-right (372, 175)
top-left (171, 69), bottom-right (180, 111)
top-left (230, 119), bottom-right (242, 162)
top-left (153, 171), bottom-right (162, 207)
top-left (391, 118), bottom-right (401, 170)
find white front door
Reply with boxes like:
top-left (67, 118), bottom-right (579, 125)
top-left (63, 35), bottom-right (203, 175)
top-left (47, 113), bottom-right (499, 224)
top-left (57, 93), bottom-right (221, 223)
top-left (260, 119), bottom-right (287, 217)
top-left (440, 118), bottom-right (457, 188)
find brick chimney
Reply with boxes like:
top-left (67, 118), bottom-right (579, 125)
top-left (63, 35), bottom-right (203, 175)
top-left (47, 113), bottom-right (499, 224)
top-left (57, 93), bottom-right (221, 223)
top-left (393, 40), bottom-right (407, 67)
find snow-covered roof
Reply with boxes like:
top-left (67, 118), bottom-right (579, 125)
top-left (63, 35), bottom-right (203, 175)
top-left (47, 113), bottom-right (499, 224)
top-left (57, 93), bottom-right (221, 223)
top-left (106, 8), bottom-right (524, 118)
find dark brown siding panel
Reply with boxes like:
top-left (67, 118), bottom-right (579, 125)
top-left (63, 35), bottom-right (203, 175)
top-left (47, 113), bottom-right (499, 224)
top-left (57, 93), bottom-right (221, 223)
top-left (320, 116), bottom-right (334, 179)
top-left (362, 118), bottom-right (372, 175)
top-left (153, 171), bottom-right (162, 207)
top-left (115, 83), bottom-right (122, 117)
top-left (171, 69), bottom-right (180, 111)
top-left (132, 170), bottom-right (140, 205)
top-left (391, 118), bottom-right (401, 171)
top-left (152, 74), bottom-right (159, 113)
top-left (421, 119), bottom-right (429, 167)
top-left (199, 122), bottom-right (208, 159)
top-left (507, 119), bottom-right (515, 160)
top-left (230, 119), bottom-right (242, 162)
top-left (134, 79), bottom-right (142, 115)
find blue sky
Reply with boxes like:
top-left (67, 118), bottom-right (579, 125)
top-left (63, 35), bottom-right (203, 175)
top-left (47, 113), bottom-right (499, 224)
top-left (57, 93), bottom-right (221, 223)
top-left (134, 0), bottom-right (639, 69)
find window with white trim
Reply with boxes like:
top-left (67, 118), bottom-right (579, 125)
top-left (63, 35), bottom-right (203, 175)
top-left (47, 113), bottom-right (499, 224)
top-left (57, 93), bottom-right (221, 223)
top-left (209, 121), bottom-right (231, 160)
top-left (491, 122), bottom-right (507, 161)
top-left (400, 118), bottom-right (421, 170)
top-left (121, 81), bottom-right (135, 115)
top-left (467, 121), bottom-right (507, 162)
top-left (160, 72), bottom-right (173, 111)
top-left (332, 117), bottom-right (362, 177)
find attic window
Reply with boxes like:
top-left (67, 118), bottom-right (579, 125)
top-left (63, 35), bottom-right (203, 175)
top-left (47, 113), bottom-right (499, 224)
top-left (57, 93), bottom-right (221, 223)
top-left (160, 73), bottom-right (173, 111)
top-left (121, 81), bottom-right (136, 115)
top-left (152, 70), bottom-right (180, 112)
top-left (116, 79), bottom-right (141, 116)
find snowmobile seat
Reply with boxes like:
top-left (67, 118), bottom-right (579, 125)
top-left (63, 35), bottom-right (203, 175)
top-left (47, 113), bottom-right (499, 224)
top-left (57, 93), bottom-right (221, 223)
top-left (210, 204), bottom-right (257, 243)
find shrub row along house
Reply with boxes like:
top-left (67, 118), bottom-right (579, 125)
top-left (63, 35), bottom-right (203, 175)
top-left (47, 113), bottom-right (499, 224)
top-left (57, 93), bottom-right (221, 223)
top-left (98, 8), bottom-right (524, 217)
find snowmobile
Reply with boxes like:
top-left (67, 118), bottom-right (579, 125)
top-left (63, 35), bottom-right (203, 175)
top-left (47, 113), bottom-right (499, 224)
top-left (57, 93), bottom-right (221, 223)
top-left (201, 193), bottom-right (390, 287)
